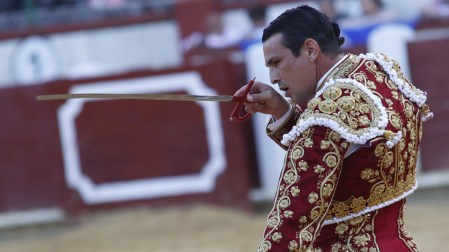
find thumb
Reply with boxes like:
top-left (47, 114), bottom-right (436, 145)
top-left (246, 93), bottom-right (256, 102)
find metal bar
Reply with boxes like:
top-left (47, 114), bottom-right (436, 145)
top-left (36, 93), bottom-right (234, 102)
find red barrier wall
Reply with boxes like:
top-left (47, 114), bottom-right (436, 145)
top-left (409, 37), bottom-right (449, 172)
top-left (0, 60), bottom-right (254, 214)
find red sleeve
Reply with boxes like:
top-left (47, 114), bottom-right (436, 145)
top-left (266, 105), bottom-right (302, 150)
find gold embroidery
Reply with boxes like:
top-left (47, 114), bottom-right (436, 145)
top-left (321, 140), bottom-right (331, 149)
top-left (301, 83), bottom-right (382, 140)
top-left (268, 216), bottom-right (279, 228)
top-left (335, 223), bottom-right (349, 235)
top-left (300, 231), bottom-right (313, 242)
top-left (358, 115), bottom-right (371, 126)
top-left (291, 186), bottom-right (300, 197)
top-left (397, 200), bottom-right (420, 251)
top-left (389, 113), bottom-right (402, 129)
top-left (353, 72), bottom-right (377, 90)
top-left (404, 102), bottom-right (414, 118)
top-left (284, 171), bottom-right (298, 184)
top-left (350, 197), bottom-right (367, 214)
top-left (324, 153), bottom-right (338, 168)
top-left (279, 196), bottom-right (291, 209)
top-left (308, 97), bottom-right (321, 111)
top-left (304, 138), bottom-right (314, 148)
top-left (258, 241), bottom-right (271, 252)
top-left (323, 183), bottom-right (334, 197)
top-left (284, 210), bottom-right (294, 218)
top-left (392, 90), bottom-right (399, 100)
top-left (318, 54), bottom-right (362, 92)
top-left (353, 234), bottom-right (370, 246)
top-left (336, 96), bottom-right (356, 111)
top-left (297, 161), bottom-right (309, 171)
top-left (385, 98), bottom-right (394, 108)
top-left (288, 240), bottom-right (298, 251)
top-left (308, 192), bottom-right (319, 204)
top-left (365, 60), bottom-right (387, 83)
top-left (323, 86), bottom-right (343, 100)
top-left (319, 100), bottom-right (338, 114)
top-left (291, 147), bottom-right (304, 160)
top-left (272, 232), bottom-right (282, 242)
top-left (332, 202), bottom-right (350, 218)
top-left (267, 105), bottom-right (302, 150)
top-left (314, 165), bottom-right (325, 174)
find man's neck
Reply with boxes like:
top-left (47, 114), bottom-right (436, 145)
top-left (316, 53), bottom-right (347, 91)
top-left (316, 53), bottom-right (345, 80)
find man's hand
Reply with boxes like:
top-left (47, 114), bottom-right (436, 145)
top-left (234, 81), bottom-right (291, 120)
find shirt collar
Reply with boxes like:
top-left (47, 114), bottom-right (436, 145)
top-left (316, 54), bottom-right (349, 91)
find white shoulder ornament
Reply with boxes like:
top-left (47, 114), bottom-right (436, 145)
top-left (281, 78), bottom-right (394, 147)
top-left (359, 53), bottom-right (434, 122)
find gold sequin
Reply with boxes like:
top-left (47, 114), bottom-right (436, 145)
top-left (337, 96), bottom-right (356, 112)
top-left (319, 100), bottom-right (338, 114)
top-left (323, 86), bottom-right (343, 100)
top-left (308, 97), bottom-right (321, 111)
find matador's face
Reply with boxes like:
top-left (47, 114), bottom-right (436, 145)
top-left (263, 33), bottom-right (317, 104)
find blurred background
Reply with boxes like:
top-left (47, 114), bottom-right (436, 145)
top-left (0, 0), bottom-right (448, 251)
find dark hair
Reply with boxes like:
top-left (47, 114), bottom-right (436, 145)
top-left (248, 6), bottom-right (266, 22)
top-left (262, 5), bottom-right (344, 57)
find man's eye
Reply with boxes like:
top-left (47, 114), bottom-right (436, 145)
top-left (274, 60), bottom-right (280, 66)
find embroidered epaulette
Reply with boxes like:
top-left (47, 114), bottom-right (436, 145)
top-left (281, 78), bottom-right (391, 147)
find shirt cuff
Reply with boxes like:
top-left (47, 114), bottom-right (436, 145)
top-left (267, 105), bottom-right (293, 131)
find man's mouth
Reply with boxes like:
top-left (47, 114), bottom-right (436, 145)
top-left (279, 86), bottom-right (289, 97)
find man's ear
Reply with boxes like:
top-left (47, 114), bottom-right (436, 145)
top-left (304, 38), bottom-right (319, 62)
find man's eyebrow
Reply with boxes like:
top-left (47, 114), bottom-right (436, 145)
top-left (266, 57), bottom-right (274, 67)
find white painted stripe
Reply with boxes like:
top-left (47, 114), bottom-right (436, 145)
top-left (0, 208), bottom-right (65, 229)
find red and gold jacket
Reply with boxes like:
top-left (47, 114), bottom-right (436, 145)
top-left (258, 53), bottom-right (433, 252)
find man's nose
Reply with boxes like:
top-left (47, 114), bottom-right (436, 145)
top-left (270, 68), bottom-right (280, 85)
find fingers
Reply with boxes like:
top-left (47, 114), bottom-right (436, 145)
top-left (234, 80), bottom-right (288, 117)
top-left (234, 81), bottom-right (264, 96)
top-left (244, 101), bottom-right (265, 115)
top-left (246, 89), bottom-right (273, 103)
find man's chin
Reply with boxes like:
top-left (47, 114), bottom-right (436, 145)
top-left (294, 94), bottom-right (316, 109)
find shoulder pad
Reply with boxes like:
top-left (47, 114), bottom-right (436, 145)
top-left (281, 78), bottom-right (388, 146)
